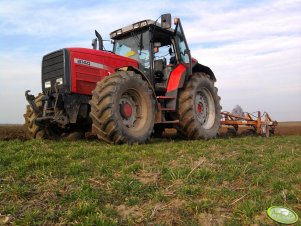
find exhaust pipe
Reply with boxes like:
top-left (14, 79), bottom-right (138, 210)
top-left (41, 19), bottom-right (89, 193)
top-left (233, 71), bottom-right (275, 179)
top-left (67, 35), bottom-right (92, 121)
top-left (95, 30), bottom-right (103, 50)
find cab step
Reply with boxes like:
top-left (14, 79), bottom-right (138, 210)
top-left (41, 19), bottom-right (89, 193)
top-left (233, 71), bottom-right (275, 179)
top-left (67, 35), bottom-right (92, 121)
top-left (157, 120), bottom-right (179, 124)
top-left (160, 107), bottom-right (176, 111)
top-left (157, 96), bottom-right (176, 99)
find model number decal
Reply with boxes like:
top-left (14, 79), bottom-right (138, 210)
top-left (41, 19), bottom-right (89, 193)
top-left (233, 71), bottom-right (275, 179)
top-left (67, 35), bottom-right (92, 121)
top-left (74, 58), bottom-right (113, 71)
top-left (75, 59), bottom-right (91, 66)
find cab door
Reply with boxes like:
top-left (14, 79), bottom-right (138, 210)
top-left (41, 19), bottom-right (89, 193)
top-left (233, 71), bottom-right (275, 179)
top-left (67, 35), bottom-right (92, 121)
top-left (174, 18), bottom-right (192, 75)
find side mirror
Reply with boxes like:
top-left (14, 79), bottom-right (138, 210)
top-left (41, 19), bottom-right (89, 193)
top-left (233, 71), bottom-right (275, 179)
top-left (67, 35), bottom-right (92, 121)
top-left (91, 38), bottom-right (97, 49)
top-left (161, 13), bottom-right (171, 29)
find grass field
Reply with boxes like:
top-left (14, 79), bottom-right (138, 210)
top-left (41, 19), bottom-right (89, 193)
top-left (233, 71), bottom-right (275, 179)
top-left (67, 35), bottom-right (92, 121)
top-left (0, 136), bottom-right (300, 225)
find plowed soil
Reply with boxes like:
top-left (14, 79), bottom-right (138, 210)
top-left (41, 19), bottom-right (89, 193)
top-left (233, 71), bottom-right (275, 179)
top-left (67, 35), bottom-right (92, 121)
top-left (0, 124), bottom-right (29, 140)
top-left (0, 122), bottom-right (300, 140)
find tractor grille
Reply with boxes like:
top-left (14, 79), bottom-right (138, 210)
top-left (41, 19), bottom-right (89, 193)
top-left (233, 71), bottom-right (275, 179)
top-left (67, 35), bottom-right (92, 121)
top-left (42, 49), bottom-right (70, 92)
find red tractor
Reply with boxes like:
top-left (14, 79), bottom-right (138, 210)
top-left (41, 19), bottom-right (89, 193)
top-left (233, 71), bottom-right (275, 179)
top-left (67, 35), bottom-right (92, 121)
top-left (24, 14), bottom-right (221, 144)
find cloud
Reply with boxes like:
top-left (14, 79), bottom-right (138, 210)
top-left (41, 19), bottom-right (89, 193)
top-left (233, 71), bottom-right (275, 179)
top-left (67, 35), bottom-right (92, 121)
top-left (183, 0), bottom-right (301, 43)
top-left (0, 0), bottom-right (161, 38)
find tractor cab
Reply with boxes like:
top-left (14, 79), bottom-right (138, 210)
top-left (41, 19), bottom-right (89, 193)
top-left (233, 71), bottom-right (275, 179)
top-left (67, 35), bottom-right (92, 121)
top-left (110, 14), bottom-right (192, 94)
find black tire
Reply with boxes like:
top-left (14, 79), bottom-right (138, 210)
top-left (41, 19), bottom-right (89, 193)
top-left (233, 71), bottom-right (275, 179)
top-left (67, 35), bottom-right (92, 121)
top-left (24, 94), bottom-right (47, 139)
top-left (152, 125), bottom-right (165, 138)
top-left (177, 72), bottom-right (221, 140)
top-left (24, 94), bottom-right (67, 139)
top-left (90, 71), bottom-right (155, 144)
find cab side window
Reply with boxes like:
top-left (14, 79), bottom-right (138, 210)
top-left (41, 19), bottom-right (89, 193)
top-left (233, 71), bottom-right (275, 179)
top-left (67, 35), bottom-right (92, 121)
top-left (154, 44), bottom-right (175, 65)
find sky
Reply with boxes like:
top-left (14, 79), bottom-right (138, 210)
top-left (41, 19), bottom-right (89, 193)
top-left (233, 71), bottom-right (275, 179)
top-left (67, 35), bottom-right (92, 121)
top-left (0, 0), bottom-right (300, 123)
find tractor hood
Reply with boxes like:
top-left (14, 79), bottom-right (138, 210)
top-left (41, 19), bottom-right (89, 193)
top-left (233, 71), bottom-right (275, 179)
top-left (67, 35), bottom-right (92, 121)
top-left (41, 48), bottom-right (138, 95)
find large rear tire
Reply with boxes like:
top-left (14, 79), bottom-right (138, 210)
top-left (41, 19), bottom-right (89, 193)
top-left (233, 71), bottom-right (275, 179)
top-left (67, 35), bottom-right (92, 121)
top-left (90, 71), bottom-right (155, 144)
top-left (177, 72), bottom-right (221, 140)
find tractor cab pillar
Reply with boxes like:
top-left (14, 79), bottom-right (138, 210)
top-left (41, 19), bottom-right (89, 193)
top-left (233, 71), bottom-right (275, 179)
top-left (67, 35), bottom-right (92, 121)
top-left (173, 18), bottom-right (192, 75)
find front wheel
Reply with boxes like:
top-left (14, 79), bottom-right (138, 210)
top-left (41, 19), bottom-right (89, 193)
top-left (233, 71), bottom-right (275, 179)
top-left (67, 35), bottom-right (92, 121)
top-left (24, 94), bottom-right (81, 140)
top-left (177, 72), bottom-right (221, 140)
top-left (24, 94), bottom-right (46, 139)
top-left (90, 71), bottom-right (155, 144)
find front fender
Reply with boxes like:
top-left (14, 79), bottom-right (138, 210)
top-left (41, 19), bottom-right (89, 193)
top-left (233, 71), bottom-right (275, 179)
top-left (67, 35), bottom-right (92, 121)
top-left (116, 66), bottom-right (159, 106)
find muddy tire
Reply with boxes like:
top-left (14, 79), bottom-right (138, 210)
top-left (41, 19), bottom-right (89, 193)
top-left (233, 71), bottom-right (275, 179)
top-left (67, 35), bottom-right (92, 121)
top-left (177, 72), bottom-right (221, 140)
top-left (24, 94), bottom-right (46, 139)
top-left (24, 94), bottom-right (87, 140)
top-left (90, 71), bottom-right (155, 144)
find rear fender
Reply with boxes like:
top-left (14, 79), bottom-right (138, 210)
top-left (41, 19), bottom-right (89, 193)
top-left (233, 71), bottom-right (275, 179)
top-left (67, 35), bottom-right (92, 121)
top-left (164, 63), bottom-right (216, 109)
top-left (192, 63), bottom-right (216, 82)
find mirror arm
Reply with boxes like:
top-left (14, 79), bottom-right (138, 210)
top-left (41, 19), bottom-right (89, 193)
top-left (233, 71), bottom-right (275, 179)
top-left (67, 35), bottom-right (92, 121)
top-left (91, 38), bottom-right (97, 50)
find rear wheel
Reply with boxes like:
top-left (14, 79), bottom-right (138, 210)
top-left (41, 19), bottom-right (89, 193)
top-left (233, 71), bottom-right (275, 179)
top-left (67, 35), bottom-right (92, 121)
top-left (90, 71), bottom-right (155, 144)
top-left (177, 72), bottom-right (221, 139)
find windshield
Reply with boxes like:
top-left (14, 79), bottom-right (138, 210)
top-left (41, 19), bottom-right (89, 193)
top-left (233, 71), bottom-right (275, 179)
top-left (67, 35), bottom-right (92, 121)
top-left (113, 31), bottom-right (150, 75)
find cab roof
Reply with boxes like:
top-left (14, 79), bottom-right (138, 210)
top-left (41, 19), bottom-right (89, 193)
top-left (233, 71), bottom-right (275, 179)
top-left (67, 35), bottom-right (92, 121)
top-left (110, 19), bottom-right (175, 39)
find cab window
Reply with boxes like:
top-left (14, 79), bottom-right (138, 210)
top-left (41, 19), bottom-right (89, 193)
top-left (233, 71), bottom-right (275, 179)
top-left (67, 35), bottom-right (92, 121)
top-left (113, 31), bottom-right (150, 75)
top-left (154, 44), bottom-right (175, 65)
top-left (175, 22), bottom-right (189, 64)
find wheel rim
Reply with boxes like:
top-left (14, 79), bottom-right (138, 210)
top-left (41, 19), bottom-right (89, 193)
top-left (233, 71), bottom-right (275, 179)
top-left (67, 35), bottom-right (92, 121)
top-left (195, 88), bottom-right (215, 129)
top-left (119, 91), bottom-right (139, 128)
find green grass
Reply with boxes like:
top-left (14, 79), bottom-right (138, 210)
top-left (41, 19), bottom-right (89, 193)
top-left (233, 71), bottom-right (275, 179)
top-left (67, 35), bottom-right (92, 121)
top-left (0, 136), bottom-right (300, 225)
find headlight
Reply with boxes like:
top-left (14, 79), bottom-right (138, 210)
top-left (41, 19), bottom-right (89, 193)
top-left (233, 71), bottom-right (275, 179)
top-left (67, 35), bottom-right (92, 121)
top-left (56, 77), bottom-right (63, 85)
top-left (45, 81), bottom-right (51, 88)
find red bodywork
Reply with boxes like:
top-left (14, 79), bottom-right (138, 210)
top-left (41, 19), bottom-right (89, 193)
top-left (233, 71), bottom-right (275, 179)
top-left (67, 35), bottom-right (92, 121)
top-left (166, 63), bottom-right (186, 92)
top-left (68, 48), bottom-right (138, 95)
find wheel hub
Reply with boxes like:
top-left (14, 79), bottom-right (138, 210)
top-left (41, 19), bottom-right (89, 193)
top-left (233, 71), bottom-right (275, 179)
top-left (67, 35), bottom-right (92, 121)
top-left (119, 95), bottom-right (137, 128)
top-left (197, 103), bottom-right (203, 113)
top-left (120, 103), bottom-right (133, 118)
top-left (195, 92), bottom-right (209, 125)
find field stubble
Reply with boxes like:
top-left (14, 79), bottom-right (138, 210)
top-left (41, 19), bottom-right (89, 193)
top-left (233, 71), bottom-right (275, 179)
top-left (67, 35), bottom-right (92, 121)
top-left (0, 132), bottom-right (300, 225)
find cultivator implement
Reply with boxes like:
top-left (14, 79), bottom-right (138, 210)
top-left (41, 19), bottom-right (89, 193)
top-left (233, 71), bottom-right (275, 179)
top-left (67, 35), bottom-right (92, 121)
top-left (221, 111), bottom-right (278, 137)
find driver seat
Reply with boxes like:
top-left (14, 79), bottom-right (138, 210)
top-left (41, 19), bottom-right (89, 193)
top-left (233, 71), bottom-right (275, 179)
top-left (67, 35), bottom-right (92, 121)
top-left (154, 59), bottom-right (165, 82)
top-left (154, 60), bottom-right (174, 92)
